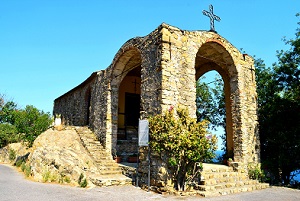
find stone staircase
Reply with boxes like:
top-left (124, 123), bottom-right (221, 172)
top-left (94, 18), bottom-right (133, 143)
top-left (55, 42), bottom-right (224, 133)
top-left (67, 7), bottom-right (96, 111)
top-left (74, 127), bottom-right (132, 186)
top-left (193, 163), bottom-right (269, 197)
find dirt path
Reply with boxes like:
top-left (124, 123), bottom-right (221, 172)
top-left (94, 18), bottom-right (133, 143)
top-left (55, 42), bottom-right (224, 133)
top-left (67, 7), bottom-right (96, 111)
top-left (1, 164), bottom-right (299, 201)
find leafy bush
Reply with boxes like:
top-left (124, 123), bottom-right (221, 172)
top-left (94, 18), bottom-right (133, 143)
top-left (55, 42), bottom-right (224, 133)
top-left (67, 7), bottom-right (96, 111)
top-left (15, 159), bottom-right (23, 167)
top-left (64, 176), bottom-right (71, 183)
top-left (78, 173), bottom-right (88, 188)
top-left (80, 178), bottom-right (88, 188)
top-left (149, 107), bottom-right (217, 191)
top-left (0, 101), bottom-right (17, 124)
top-left (0, 124), bottom-right (19, 148)
top-left (248, 163), bottom-right (266, 182)
top-left (24, 164), bottom-right (31, 177)
top-left (14, 105), bottom-right (52, 147)
top-left (8, 148), bottom-right (16, 161)
top-left (21, 162), bottom-right (26, 172)
top-left (1, 96), bottom-right (52, 148)
top-left (42, 171), bottom-right (51, 182)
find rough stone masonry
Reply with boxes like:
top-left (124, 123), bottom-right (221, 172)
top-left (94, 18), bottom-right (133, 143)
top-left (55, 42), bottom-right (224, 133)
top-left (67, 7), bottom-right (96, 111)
top-left (53, 23), bottom-right (260, 187)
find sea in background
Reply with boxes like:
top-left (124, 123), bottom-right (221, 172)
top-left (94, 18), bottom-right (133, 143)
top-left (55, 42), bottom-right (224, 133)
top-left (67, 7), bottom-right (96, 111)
top-left (212, 150), bottom-right (224, 163)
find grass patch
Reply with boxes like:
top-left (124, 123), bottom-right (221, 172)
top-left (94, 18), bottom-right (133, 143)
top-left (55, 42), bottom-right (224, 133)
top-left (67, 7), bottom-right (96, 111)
top-left (78, 173), bottom-right (88, 188)
top-left (42, 170), bottom-right (51, 182)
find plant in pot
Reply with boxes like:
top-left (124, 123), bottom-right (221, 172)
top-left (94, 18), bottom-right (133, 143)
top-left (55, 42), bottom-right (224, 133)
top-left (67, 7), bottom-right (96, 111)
top-left (128, 153), bottom-right (138, 163)
top-left (112, 149), bottom-right (122, 163)
top-left (222, 150), bottom-right (234, 165)
top-left (227, 158), bottom-right (233, 166)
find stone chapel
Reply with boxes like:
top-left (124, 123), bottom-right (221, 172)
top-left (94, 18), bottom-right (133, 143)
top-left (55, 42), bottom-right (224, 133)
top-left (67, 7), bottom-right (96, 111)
top-left (54, 23), bottom-right (260, 180)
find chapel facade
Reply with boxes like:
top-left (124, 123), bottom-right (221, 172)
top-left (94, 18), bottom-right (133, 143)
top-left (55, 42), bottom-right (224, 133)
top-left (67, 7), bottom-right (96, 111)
top-left (54, 23), bottom-right (260, 178)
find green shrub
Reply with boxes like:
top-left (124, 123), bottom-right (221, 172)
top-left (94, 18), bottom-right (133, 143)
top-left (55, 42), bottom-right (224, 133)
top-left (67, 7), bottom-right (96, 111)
top-left (14, 105), bottom-right (52, 147)
top-left (78, 173), bottom-right (88, 188)
top-left (8, 148), bottom-right (16, 161)
top-left (21, 162), bottom-right (26, 172)
top-left (15, 159), bottom-right (23, 167)
top-left (248, 163), bottom-right (266, 182)
top-left (80, 178), bottom-right (88, 188)
top-left (24, 164), bottom-right (31, 177)
top-left (42, 171), bottom-right (51, 182)
top-left (0, 124), bottom-right (19, 148)
top-left (149, 107), bottom-right (217, 191)
top-left (78, 173), bottom-right (84, 184)
top-left (58, 174), bottom-right (71, 184)
top-left (0, 97), bottom-right (52, 148)
top-left (64, 176), bottom-right (71, 183)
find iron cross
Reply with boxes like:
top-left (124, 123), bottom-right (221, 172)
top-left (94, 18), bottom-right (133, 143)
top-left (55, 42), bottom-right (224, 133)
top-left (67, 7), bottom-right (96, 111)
top-left (202, 5), bottom-right (221, 32)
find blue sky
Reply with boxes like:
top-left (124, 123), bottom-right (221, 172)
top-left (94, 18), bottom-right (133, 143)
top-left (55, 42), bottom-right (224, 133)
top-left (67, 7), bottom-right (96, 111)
top-left (0, 0), bottom-right (299, 114)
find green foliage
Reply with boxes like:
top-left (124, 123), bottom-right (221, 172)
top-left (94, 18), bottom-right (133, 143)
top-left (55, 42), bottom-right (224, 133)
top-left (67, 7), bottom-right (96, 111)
top-left (15, 159), bottom-right (23, 167)
top-left (8, 148), bottom-right (16, 161)
top-left (248, 163), bottom-right (266, 182)
top-left (196, 74), bottom-right (225, 130)
top-left (0, 96), bottom-right (52, 148)
top-left (196, 74), bottom-right (227, 152)
top-left (149, 107), bottom-right (217, 190)
top-left (21, 162), bottom-right (26, 172)
top-left (42, 171), bottom-right (51, 182)
top-left (0, 101), bottom-right (18, 124)
top-left (14, 105), bottom-right (52, 147)
top-left (256, 14), bottom-right (300, 186)
top-left (24, 164), bottom-right (31, 177)
top-left (80, 178), bottom-right (88, 188)
top-left (58, 174), bottom-right (70, 184)
top-left (0, 124), bottom-right (19, 148)
top-left (63, 176), bottom-right (71, 183)
top-left (78, 173), bottom-right (88, 188)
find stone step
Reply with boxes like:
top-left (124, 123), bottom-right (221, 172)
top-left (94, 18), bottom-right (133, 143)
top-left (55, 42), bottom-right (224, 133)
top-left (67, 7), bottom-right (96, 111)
top-left (202, 177), bottom-right (255, 185)
top-left (195, 179), bottom-right (260, 191)
top-left (97, 163), bottom-right (121, 169)
top-left (98, 169), bottom-right (123, 175)
top-left (201, 174), bottom-right (249, 184)
top-left (90, 175), bottom-right (132, 187)
top-left (197, 183), bottom-right (269, 197)
top-left (96, 163), bottom-right (119, 168)
top-left (81, 139), bottom-right (101, 144)
top-left (191, 163), bottom-right (270, 197)
top-left (93, 157), bottom-right (111, 161)
top-left (202, 164), bottom-right (234, 173)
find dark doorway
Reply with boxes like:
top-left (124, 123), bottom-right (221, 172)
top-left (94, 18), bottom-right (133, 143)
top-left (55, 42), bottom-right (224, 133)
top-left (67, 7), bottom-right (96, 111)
top-left (85, 88), bottom-right (91, 126)
top-left (125, 93), bottom-right (140, 127)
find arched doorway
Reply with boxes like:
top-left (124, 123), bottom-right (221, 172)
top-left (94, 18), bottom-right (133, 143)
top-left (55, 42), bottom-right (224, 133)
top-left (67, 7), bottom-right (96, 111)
top-left (110, 47), bottom-right (142, 161)
top-left (195, 41), bottom-right (236, 160)
top-left (85, 87), bottom-right (91, 126)
top-left (118, 66), bottom-right (141, 140)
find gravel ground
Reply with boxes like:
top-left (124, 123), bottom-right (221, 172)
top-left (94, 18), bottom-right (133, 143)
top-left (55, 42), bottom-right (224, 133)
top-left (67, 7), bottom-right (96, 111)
top-left (1, 164), bottom-right (300, 201)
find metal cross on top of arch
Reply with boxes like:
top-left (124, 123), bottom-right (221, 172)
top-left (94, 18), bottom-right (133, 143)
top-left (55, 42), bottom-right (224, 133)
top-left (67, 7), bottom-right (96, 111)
top-left (202, 4), bottom-right (221, 33)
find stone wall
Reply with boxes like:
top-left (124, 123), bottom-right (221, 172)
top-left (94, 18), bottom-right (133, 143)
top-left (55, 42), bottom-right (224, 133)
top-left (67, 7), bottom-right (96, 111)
top-left (53, 72), bottom-right (97, 126)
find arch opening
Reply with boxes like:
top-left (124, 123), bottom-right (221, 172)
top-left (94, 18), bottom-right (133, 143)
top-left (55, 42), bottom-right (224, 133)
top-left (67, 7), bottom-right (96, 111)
top-left (196, 70), bottom-right (226, 152)
top-left (195, 42), bottom-right (235, 160)
top-left (111, 47), bottom-right (142, 162)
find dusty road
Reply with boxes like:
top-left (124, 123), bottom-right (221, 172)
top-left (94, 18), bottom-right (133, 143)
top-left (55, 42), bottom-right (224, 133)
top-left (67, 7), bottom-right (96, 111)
top-left (1, 164), bottom-right (300, 201)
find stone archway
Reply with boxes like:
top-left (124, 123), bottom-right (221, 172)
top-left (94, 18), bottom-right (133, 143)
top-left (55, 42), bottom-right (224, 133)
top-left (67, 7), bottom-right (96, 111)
top-left (195, 41), bottom-right (236, 157)
top-left (110, 47), bottom-right (142, 160)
